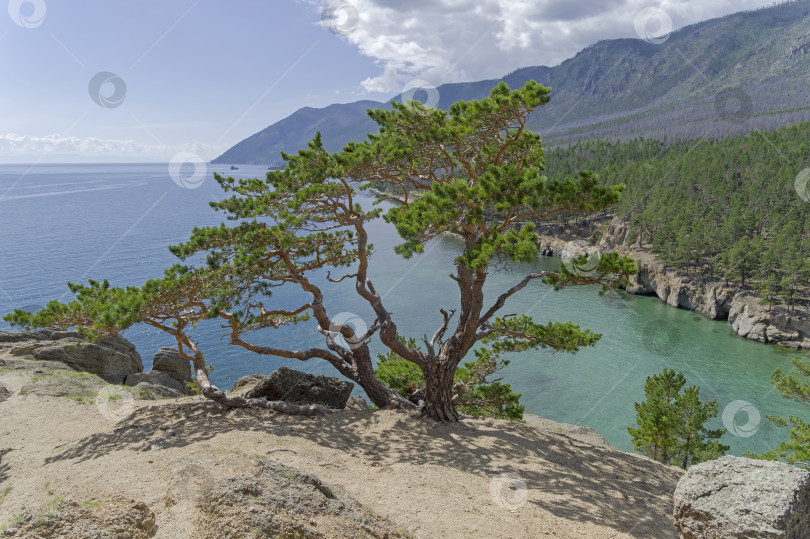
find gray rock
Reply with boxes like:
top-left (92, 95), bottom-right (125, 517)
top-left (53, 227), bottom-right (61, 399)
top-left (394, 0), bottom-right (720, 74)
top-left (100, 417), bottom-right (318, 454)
top-left (0, 328), bottom-right (80, 343)
top-left (130, 381), bottom-right (185, 399)
top-left (32, 333), bottom-right (143, 384)
top-left (344, 396), bottom-right (369, 410)
top-left (245, 367), bottom-right (354, 409)
top-left (151, 347), bottom-right (191, 386)
top-left (0, 384), bottom-right (11, 402)
top-left (673, 455), bottom-right (810, 539)
top-left (125, 370), bottom-right (187, 396)
top-left (230, 372), bottom-right (266, 395)
top-left (7, 343), bottom-right (45, 356)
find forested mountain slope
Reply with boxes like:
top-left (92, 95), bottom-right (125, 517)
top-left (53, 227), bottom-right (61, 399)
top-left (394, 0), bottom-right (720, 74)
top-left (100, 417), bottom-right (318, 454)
top-left (214, 1), bottom-right (810, 164)
top-left (545, 121), bottom-right (810, 310)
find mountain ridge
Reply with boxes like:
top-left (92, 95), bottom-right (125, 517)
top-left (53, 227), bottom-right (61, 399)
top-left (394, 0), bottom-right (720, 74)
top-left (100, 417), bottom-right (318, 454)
top-left (213, 1), bottom-right (810, 165)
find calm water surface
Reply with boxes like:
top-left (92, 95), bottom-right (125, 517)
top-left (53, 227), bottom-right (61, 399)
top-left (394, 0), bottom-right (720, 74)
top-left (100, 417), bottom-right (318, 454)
top-left (0, 163), bottom-right (806, 456)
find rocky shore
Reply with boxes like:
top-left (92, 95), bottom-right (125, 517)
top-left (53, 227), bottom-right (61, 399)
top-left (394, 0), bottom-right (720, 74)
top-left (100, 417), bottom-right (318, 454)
top-left (538, 218), bottom-right (810, 350)
top-left (368, 187), bottom-right (810, 350)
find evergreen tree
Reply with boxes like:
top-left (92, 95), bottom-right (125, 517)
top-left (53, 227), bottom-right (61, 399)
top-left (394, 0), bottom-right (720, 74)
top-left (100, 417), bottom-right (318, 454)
top-left (628, 368), bottom-right (728, 468)
top-left (748, 357), bottom-right (810, 469)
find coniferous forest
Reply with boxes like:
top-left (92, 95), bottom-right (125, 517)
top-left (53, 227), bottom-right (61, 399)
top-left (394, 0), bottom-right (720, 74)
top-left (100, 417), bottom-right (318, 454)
top-left (544, 122), bottom-right (810, 310)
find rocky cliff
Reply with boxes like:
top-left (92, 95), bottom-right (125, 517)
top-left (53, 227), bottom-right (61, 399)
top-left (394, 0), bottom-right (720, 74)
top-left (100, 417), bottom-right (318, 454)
top-left (538, 218), bottom-right (810, 350)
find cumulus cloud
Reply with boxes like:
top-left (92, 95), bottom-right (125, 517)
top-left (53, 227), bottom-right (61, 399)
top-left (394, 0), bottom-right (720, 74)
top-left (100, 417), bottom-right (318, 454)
top-left (0, 133), bottom-right (225, 162)
top-left (315, 0), bottom-right (778, 94)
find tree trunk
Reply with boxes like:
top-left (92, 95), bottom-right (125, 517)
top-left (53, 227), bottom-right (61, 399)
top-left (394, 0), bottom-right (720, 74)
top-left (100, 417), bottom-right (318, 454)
top-left (360, 369), bottom-right (416, 410)
top-left (421, 362), bottom-right (459, 421)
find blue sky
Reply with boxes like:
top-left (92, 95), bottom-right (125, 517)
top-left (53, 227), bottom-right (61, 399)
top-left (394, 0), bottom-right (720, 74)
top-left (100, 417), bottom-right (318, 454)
top-left (0, 0), bottom-right (779, 163)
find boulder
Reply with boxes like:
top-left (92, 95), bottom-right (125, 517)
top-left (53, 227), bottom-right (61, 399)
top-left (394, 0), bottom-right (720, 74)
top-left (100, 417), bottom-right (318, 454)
top-left (151, 347), bottom-right (192, 386)
top-left (673, 455), bottom-right (810, 538)
top-left (344, 396), bottom-right (370, 410)
top-left (125, 370), bottom-right (187, 397)
top-left (32, 333), bottom-right (143, 384)
top-left (0, 384), bottom-right (11, 402)
top-left (230, 373), bottom-right (266, 395)
top-left (244, 367), bottom-right (354, 409)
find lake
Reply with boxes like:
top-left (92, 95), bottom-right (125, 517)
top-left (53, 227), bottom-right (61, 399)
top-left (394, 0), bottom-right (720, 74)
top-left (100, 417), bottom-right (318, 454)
top-left (0, 163), bottom-right (806, 456)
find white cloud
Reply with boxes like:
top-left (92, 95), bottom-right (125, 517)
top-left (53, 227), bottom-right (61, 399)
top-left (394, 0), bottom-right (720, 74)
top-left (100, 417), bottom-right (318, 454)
top-left (322, 0), bottom-right (778, 94)
top-left (0, 133), bottom-right (226, 162)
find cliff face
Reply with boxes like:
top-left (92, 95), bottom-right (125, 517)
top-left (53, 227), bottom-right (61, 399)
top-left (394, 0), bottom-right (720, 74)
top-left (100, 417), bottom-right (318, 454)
top-left (539, 219), bottom-right (810, 350)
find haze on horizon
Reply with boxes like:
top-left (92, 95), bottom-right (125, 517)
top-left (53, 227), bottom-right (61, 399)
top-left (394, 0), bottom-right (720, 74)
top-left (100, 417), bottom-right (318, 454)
top-left (0, 0), bottom-right (781, 163)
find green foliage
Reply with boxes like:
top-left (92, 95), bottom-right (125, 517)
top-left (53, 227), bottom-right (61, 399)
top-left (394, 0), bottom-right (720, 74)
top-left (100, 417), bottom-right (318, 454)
top-left (747, 357), bottom-right (810, 469)
top-left (375, 337), bottom-right (525, 420)
top-left (2, 265), bottom-right (214, 338)
top-left (628, 367), bottom-right (728, 468)
top-left (545, 122), bottom-right (810, 308)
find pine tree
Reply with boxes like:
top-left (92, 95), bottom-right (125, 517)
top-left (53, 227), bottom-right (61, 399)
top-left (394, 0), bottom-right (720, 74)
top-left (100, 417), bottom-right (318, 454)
top-left (628, 368), bottom-right (728, 468)
top-left (747, 357), bottom-right (810, 469)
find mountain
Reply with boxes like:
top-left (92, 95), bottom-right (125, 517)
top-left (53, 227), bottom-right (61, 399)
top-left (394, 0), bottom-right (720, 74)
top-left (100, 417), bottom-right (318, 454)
top-left (213, 1), bottom-right (810, 165)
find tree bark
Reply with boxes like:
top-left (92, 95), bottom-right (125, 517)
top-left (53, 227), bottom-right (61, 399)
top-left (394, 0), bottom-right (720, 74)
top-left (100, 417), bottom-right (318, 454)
top-left (421, 361), bottom-right (459, 421)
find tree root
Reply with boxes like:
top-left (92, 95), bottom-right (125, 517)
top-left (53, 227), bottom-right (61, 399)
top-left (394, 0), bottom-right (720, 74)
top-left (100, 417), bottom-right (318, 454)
top-left (201, 386), bottom-right (341, 416)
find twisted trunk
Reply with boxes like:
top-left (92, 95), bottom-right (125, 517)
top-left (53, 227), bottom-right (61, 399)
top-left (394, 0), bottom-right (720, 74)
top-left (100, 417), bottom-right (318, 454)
top-left (355, 354), bottom-right (416, 410)
top-left (421, 359), bottom-right (459, 421)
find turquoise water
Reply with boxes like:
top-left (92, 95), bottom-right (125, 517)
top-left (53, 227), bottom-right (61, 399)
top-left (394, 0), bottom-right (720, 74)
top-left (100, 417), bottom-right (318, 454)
top-left (0, 163), bottom-right (806, 457)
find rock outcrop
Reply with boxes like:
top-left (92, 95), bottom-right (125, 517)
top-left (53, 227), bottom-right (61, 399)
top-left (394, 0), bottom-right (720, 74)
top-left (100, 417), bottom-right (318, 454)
top-left (0, 328), bottom-right (81, 344)
top-left (151, 347), bottom-right (192, 386)
top-left (230, 372), bottom-right (266, 395)
top-left (243, 366), bottom-right (354, 409)
top-left (30, 333), bottom-right (143, 384)
top-left (673, 455), bottom-right (810, 538)
top-left (125, 370), bottom-right (186, 398)
top-left (538, 218), bottom-right (810, 349)
top-left (0, 330), bottom-right (144, 384)
top-left (124, 347), bottom-right (193, 398)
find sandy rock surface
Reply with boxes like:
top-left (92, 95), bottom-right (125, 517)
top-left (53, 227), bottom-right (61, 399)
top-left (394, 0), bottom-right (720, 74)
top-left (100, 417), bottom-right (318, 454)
top-left (0, 349), bottom-right (682, 538)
